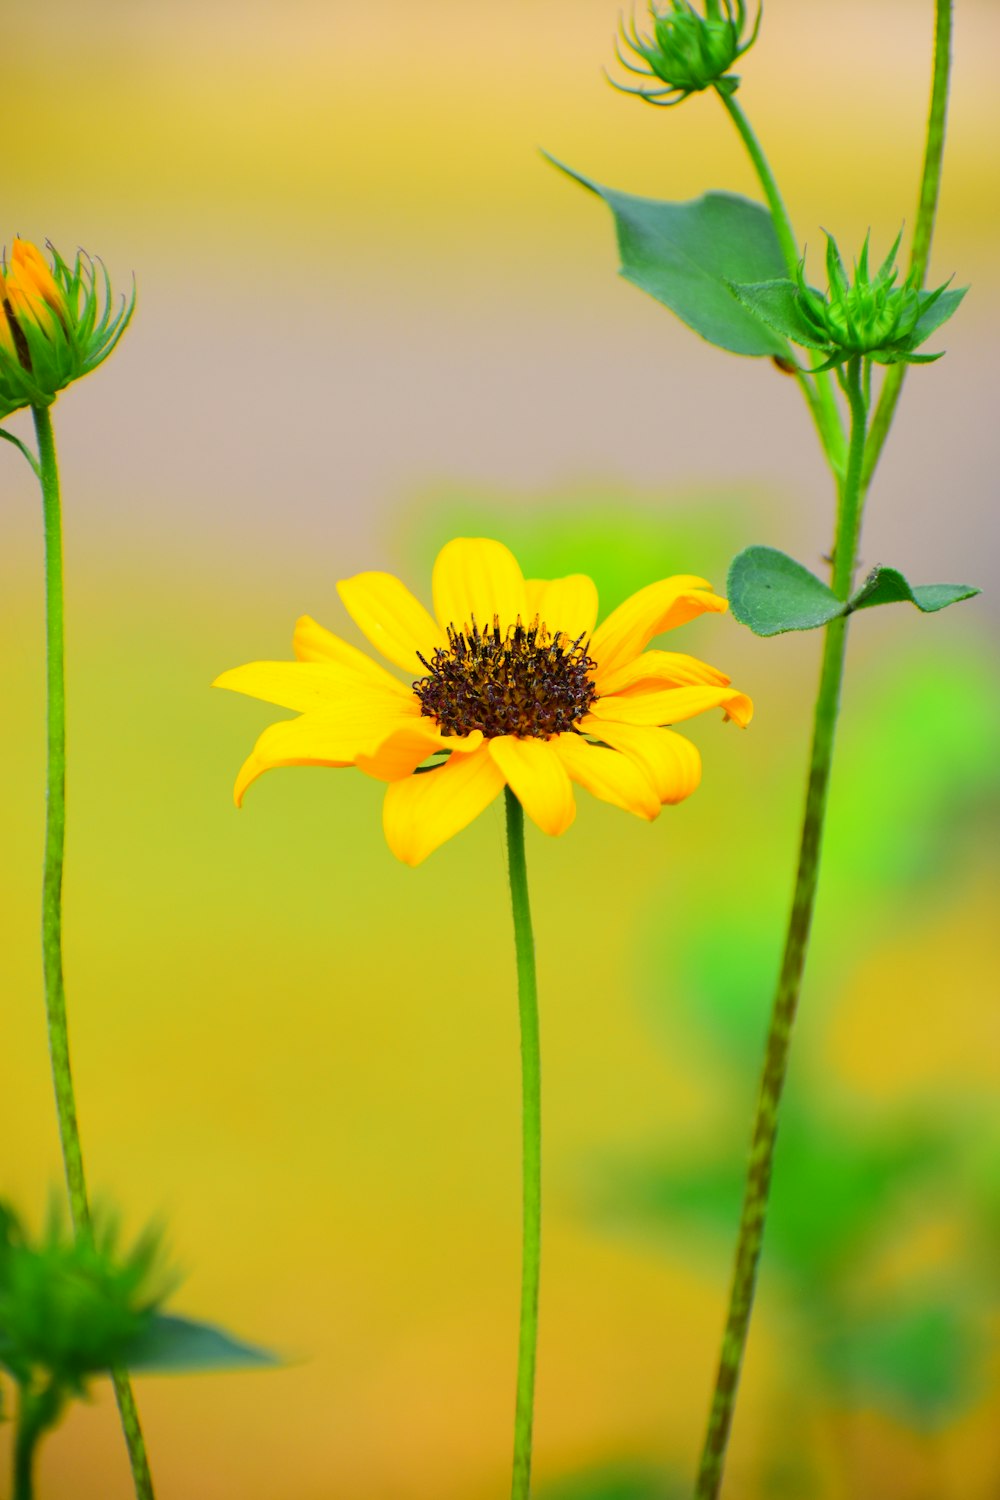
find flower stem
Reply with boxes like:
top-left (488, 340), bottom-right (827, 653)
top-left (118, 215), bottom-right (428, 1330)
top-left (31, 404), bottom-right (156, 1500)
top-left (863, 0), bottom-right (953, 488)
top-left (715, 88), bottom-right (846, 474)
top-left (693, 358), bottom-right (869, 1500)
top-left (504, 786), bottom-right (542, 1500)
top-left (13, 1382), bottom-right (62, 1500)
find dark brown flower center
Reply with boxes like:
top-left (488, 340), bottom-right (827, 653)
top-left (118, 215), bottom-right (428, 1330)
top-left (414, 616), bottom-right (598, 739)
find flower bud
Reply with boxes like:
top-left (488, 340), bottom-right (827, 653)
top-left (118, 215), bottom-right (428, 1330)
top-left (0, 237), bottom-right (133, 418)
top-left (612, 1), bottom-right (761, 107)
top-left (794, 232), bottom-right (955, 371)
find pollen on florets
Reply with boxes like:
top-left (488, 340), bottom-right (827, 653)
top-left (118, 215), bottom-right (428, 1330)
top-left (414, 616), bottom-right (598, 739)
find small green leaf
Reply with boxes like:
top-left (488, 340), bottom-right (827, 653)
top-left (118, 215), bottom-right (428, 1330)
top-left (546, 157), bottom-right (789, 357)
top-left (727, 546), bottom-right (844, 636)
top-left (123, 1313), bottom-right (279, 1374)
top-left (911, 285), bottom-right (967, 344)
top-left (850, 564), bottom-right (980, 615)
top-left (728, 278), bottom-right (827, 349)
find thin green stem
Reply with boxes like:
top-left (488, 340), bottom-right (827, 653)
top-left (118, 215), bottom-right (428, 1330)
top-left (715, 88), bottom-right (846, 474)
top-left (864, 0), bottom-right (953, 488)
top-left (504, 787), bottom-right (542, 1500)
top-left (693, 359), bottom-right (869, 1500)
top-left (13, 1381), bottom-right (62, 1500)
top-left (31, 405), bottom-right (156, 1500)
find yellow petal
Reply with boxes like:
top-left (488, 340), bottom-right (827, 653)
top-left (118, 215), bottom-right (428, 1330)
top-left (356, 725), bottom-right (484, 782)
top-left (336, 571), bottom-right (446, 675)
top-left (553, 733), bottom-right (660, 820)
top-left (292, 614), bottom-right (410, 692)
top-left (597, 649), bottom-right (731, 697)
top-left (488, 735), bottom-right (576, 836)
top-left (524, 574), bottom-right (599, 643)
top-left (233, 700), bottom-right (414, 805)
top-left (214, 660), bottom-right (415, 714)
top-left (382, 744), bottom-right (505, 865)
top-left (432, 537), bottom-right (528, 635)
top-left (590, 576), bottom-right (729, 682)
top-left (582, 719), bottom-right (702, 804)
top-left (589, 684), bottom-right (753, 728)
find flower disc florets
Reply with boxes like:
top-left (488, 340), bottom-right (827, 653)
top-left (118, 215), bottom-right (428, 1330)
top-left (794, 231), bottom-right (951, 372)
top-left (0, 237), bottom-right (134, 418)
top-left (414, 616), bottom-right (598, 739)
top-left (613, 0), bottom-right (761, 106)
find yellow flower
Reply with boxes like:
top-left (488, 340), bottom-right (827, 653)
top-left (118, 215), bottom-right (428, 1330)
top-left (215, 538), bottom-right (752, 865)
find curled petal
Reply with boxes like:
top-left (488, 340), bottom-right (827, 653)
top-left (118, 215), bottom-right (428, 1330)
top-left (590, 577), bottom-right (728, 682)
top-left (553, 733), bottom-right (660, 820)
top-left (383, 744), bottom-right (505, 866)
top-left (356, 726), bottom-right (484, 783)
top-left (597, 649), bottom-right (731, 697)
top-left (583, 720), bottom-right (702, 804)
top-left (233, 702), bottom-right (414, 806)
top-left (337, 572), bottom-right (445, 675)
top-left (589, 684), bottom-right (753, 728)
top-left (489, 735), bottom-right (576, 836)
top-left (432, 537), bottom-right (528, 635)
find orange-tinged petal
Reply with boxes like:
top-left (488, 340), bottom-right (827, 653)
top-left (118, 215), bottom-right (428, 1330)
top-left (597, 649), bottom-right (731, 697)
top-left (383, 743), bottom-right (505, 865)
top-left (432, 537), bottom-right (528, 635)
top-left (9, 239), bottom-right (64, 317)
top-left (337, 571), bottom-right (446, 675)
top-left (356, 725), bottom-right (484, 782)
top-left (553, 733), bottom-right (660, 820)
top-left (488, 735), bottom-right (576, 836)
top-left (213, 660), bottom-right (415, 714)
top-left (589, 684), bottom-right (753, 728)
top-left (590, 576), bottom-right (729, 681)
top-left (524, 574), bottom-right (599, 643)
top-left (582, 719), bottom-right (702, 804)
top-left (233, 701), bottom-right (415, 805)
top-left (292, 614), bottom-right (410, 693)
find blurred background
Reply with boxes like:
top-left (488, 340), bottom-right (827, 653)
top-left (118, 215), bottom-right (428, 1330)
top-left (1, 1), bottom-right (998, 1495)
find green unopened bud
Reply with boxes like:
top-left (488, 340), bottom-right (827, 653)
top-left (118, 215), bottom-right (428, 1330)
top-left (795, 232), bottom-right (953, 371)
top-left (611, 1), bottom-right (761, 107)
top-left (0, 237), bottom-right (134, 420)
top-left (0, 1202), bottom-right (170, 1395)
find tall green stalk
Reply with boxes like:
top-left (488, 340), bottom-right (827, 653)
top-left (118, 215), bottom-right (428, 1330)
top-left (694, 4), bottom-right (954, 1493)
top-left (32, 405), bottom-right (156, 1500)
top-left (504, 787), bottom-right (542, 1500)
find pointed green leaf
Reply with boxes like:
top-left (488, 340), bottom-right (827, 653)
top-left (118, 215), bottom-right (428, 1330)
top-left (122, 1313), bottom-right (279, 1374)
top-left (911, 285), bottom-right (967, 345)
top-left (849, 564), bottom-right (980, 615)
top-left (727, 545), bottom-right (844, 636)
top-left (728, 278), bottom-right (828, 349)
top-left (546, 157), bottom-right (789, 357)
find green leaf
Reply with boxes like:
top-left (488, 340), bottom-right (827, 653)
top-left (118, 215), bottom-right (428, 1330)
top-left (727, 546), bottom-right (844, 636)
top-left (849, 564), bottom-right (980, 615)
top-left (546, 157), bottom-right (789, 357)
top-left (123, 1313), bottom-right (279, 1374)
top-left (911, 285), bottom-right (967, 345)
top-left (728, 278), bottom-right (827, 349)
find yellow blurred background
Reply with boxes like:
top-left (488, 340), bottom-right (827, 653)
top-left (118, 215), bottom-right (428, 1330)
top-left (1, 2), bottom-right (998, 1496)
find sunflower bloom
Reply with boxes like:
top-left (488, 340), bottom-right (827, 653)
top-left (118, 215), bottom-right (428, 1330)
top-left (215, 537), bottom-right (751, 865)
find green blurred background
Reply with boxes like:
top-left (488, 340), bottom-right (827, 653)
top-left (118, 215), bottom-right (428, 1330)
top-left (1, 1), bottom-right (998, 1495)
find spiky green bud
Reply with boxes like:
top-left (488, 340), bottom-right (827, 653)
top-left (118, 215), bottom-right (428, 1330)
top-left (612, 1), bottom-right (761, 107)
top-left (0, 237), bottom-right (133, 419)
top-left (795, 232), bottom-right (955, 372)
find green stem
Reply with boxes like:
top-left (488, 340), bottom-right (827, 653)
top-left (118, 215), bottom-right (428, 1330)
top-left (13, 1382), bottom-right (63, 1500)
top-left (504, 787), bottom-right (542, 1500)
top-left (31, 405), bottom-right (156, 1500)
top-left (693, 359), bottom-right (868, 1500)
top-left (715, 88), bottom-right (846, 474)
top-left (863, 0), bottom-right (953, 488)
